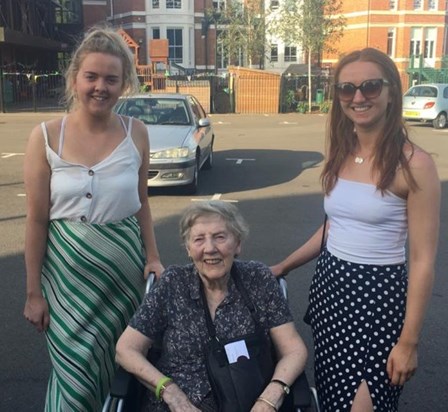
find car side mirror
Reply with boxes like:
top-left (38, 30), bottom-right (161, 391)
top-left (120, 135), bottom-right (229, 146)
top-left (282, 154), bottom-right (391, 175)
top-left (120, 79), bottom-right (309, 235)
top-left (198, 118), bottom-right (210, 128)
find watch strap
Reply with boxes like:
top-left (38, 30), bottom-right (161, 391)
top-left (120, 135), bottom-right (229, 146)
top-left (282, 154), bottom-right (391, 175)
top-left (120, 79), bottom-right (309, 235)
top-left (271, 379), bottom-right (290, 395)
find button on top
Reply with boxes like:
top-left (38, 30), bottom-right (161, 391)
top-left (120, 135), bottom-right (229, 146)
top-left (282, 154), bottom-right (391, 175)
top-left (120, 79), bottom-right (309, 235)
top-left (88, 170), bottom-right (94, 176)
top-left (80, 216), bottom-right (87, 222)
top-left (86, 193), bottom-right (92, 199)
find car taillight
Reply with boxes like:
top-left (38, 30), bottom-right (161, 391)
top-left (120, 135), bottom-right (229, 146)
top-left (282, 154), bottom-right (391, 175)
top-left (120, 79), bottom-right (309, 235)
top-left (424, 102), bottom-right (435, 109)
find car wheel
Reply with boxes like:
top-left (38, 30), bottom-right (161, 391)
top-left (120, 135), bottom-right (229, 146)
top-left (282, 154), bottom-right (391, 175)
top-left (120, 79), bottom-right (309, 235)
top-left (202, 143), bottom-right (214, 170)
top-left (432, 112), bottom-right (447, 129)
top-left (183, 157), bottom-right (199, 195)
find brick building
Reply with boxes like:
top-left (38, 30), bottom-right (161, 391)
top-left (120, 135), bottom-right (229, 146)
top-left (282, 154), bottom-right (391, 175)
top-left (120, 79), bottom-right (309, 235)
top-left (83, 0), bottom-right (218, 72)
top-left (322, 0), bottom-right (448, 88)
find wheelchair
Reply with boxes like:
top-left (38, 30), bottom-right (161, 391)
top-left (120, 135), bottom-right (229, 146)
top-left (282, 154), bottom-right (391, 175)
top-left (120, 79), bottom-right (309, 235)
top-left (102, 274), bottom-right (320, 412)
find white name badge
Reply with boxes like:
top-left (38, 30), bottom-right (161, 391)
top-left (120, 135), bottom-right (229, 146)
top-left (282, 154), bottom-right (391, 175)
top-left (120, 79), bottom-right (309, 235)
top-left (224, 340), bottom-right (250, 364)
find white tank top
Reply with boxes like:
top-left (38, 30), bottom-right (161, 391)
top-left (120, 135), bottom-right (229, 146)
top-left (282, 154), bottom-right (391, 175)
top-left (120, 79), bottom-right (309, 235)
top-left (42, 116), bottom-right (142, 224)
top-left (325, 178), bottom-right (407, 265)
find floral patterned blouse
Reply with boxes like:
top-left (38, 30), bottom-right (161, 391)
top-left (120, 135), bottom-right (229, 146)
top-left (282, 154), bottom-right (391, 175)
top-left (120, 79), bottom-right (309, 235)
top-left (128, 260), bottom-right (293, 411)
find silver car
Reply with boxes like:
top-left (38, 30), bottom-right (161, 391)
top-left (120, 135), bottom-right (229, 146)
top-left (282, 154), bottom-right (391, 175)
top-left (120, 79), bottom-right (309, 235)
top-left (115, 93), bottom-right (214, 194)
top-left (402, 83), bottom-right (448, 129)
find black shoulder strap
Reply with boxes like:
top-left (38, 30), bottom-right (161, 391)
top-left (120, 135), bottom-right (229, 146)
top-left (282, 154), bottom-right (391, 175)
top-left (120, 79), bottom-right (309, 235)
top-left (199, 263), bottom-right (261, 340)
top-left (320, 214), bottom-right (328, 252)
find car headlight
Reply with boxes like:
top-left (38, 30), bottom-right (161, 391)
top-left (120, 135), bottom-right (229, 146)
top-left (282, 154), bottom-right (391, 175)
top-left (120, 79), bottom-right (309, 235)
top-left (152, 147), bottom-right (191, 159)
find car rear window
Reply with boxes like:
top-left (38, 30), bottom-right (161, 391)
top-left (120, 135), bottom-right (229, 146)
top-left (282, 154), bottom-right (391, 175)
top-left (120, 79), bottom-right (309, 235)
top-left (405, 86), bottom-right (438, 98)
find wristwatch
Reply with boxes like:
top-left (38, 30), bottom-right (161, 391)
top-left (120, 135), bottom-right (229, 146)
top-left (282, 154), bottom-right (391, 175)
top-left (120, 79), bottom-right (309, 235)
top-left (271, 379), bottom-right (290, 395)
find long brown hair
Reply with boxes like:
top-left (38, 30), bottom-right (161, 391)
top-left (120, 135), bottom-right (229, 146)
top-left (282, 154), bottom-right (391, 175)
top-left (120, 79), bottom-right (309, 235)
top-left (322, 48), bottom-right (417, 194)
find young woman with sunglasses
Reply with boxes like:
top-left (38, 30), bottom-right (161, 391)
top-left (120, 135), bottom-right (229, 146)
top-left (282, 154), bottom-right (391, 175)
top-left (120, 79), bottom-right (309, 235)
top-left (271, 48), bottom-right (440, 411)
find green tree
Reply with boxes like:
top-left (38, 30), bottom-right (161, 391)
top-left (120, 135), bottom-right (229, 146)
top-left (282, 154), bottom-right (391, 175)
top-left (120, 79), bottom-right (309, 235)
top-left (269, 0), bottom-right (345, 111)
top-left (214, 0), bottom-right (267, 69)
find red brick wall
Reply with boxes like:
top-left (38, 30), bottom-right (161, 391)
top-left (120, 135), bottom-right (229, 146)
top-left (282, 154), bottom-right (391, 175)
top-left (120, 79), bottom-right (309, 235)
top-left (323, 1), bottom-right (447, 90)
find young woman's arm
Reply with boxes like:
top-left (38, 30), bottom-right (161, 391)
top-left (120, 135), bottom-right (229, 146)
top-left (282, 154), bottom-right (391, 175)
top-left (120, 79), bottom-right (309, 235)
top-left (387, 150), bottom-right (440, 386)
top-left (270, 223), bottom-right (327, 277)
top-left (23, 124), bottom-right (51, 332)
top-left (132, 119), bottom-right (164, 278)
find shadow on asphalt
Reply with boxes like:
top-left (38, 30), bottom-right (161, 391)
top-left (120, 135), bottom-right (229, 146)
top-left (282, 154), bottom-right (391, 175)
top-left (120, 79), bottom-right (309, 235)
top-left (149, 149), bottom-right (324, 196)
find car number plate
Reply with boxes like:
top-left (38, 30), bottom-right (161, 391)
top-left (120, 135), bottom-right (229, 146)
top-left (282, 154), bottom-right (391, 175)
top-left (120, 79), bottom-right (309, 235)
top-left (403, 110), bottom-right (419, 117)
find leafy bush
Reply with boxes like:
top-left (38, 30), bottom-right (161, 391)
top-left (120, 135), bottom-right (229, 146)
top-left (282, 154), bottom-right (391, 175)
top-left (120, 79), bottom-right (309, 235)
top-left (319, 100), bottom-right (332, 113)
top-left (296, 102), bottom-right (309, 113)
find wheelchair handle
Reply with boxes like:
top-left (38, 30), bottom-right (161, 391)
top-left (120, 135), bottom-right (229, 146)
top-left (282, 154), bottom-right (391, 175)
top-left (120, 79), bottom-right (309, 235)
top-left (145, 272), bottom-right (156, 295)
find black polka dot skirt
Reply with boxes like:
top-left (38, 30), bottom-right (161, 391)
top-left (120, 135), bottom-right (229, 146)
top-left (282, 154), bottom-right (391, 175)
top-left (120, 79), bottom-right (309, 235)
top-left (308, 249), bottom-right (407, 412)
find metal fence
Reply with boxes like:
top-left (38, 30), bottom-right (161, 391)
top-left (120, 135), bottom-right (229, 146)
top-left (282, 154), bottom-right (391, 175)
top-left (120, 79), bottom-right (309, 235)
top-left (0, 71), bottom-right (66, 112)
top-left (1, 68), bottom-right (332, 114)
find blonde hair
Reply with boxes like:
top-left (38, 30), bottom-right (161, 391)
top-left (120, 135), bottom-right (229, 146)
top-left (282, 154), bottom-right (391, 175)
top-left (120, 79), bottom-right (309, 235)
top-left (64, 26), bottom-right (139, 109)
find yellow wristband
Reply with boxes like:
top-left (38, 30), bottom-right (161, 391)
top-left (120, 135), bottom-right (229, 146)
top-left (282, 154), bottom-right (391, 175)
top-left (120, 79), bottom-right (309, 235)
top-left (155, 376), bottom-right (172, 400)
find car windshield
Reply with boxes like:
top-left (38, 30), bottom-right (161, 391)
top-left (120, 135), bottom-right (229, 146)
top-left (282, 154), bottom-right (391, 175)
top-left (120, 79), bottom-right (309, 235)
top-left (117, 98), bottom-right (190, 125)
top-left (404, 86), bottom-right (438, 98)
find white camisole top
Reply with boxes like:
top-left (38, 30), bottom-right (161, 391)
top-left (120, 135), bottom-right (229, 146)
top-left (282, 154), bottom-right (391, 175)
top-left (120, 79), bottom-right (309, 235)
top-left (41, 116), bottom-right (142, 224)
top-left (325, 178), bottom-right (407, 265)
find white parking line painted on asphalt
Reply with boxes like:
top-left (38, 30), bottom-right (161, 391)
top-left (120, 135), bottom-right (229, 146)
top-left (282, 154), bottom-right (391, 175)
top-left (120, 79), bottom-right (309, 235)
top-left (226, 158), bottom-right (255, 165)
top-left (279, 121), bottom-right (298, 125)
top-left (2, 152), bottom-right (24, 158)
top-left (17, 194), bottom-right (26, 197)
top-left (191, 194), bottom-right (238, 203)
top-left (214, 121), bottom-right (231, 125)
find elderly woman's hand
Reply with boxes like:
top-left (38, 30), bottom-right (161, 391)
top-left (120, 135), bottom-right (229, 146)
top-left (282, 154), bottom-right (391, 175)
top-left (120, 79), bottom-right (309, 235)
top-left (162, 383), bottom-right (201, 412)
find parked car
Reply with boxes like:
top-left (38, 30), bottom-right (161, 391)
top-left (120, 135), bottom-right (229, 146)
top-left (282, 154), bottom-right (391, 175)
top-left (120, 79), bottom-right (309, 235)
top-left (115, 93), bottom-right (214, 194)
top-left (402, 83), bottom-right (448, 129)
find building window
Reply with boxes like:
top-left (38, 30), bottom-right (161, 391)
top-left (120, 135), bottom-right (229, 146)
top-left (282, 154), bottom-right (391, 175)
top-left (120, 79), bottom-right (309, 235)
top-left (152, 0), bottom-right (159, 8)
top-left (167, 28), bottom-right (183, 63)
top-left (166, 0), bottom-right (182, 9)
top-left (270, 0), bottom-right (280, 9)
top-left (424, 28), bottom-right (436, 60)
top-left (424, 39), bottom-right (435, 58)
top-left (152, 28), bottom-right (160, 39)
top-left (410, 28), bottom-right (422, 58)
top-left (387, 29), bottom-right (395, 56)
top-left (389, 0), bottom-right (397, 9)
top-left (413, 0), bottom-right (422, 9)
top-left (213, 0), bottom-right (225, 11)
top-left (428, 0), bottom-right (437, 10)
top-left (284, 46), bottom-right (297, 62)
top-left (270, 44), bottom-right (278, 62)
top-left (216, 30), bottom-right (228, 69)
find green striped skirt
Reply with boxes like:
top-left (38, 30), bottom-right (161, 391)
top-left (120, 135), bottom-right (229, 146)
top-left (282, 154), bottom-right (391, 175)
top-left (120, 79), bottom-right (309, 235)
top-left (41, 217), bottom-right (145, 412)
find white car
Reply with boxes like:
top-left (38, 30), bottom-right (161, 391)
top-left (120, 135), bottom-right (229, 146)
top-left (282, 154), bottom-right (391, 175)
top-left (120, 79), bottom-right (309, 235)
top-left (402, 83), bottom-right (448, 129)
top-left (115, 93), bottom-right (214, 194)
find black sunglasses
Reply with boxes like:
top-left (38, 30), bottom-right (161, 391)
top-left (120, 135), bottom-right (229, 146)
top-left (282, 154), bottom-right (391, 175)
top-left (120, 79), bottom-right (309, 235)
top-left (334, 79), bottom-right (390, 101)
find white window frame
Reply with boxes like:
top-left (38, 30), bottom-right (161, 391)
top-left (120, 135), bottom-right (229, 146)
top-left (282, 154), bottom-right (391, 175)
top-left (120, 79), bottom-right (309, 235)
top-left (428, 0), bottom-right (437, 10)
top-left (284, 45), bottom-right (297, 62)
top-left (270, 44), bottom-right (278, 62)
top-left (166, 0), bottom-right (182, 9)
top-left (387, 28), bottom-right (395, 57)
top-left (167, 28), bottom-right (183, 63)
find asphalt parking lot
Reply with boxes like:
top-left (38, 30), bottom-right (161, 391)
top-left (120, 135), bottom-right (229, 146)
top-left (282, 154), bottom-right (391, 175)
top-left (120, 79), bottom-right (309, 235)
top-left (1, 111), bottom-right (447, 411)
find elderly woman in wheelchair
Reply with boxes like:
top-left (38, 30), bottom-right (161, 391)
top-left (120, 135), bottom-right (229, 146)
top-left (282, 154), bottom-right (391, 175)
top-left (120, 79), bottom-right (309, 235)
top-left (116, 201), bottom-right (308, 411)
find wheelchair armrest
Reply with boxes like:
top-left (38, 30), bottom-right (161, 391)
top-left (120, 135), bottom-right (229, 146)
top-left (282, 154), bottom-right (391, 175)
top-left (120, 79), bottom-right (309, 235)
top-left (292, 372), bottom-right (312, 408)
top-left (109, 366), bottom-right (136, 398)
